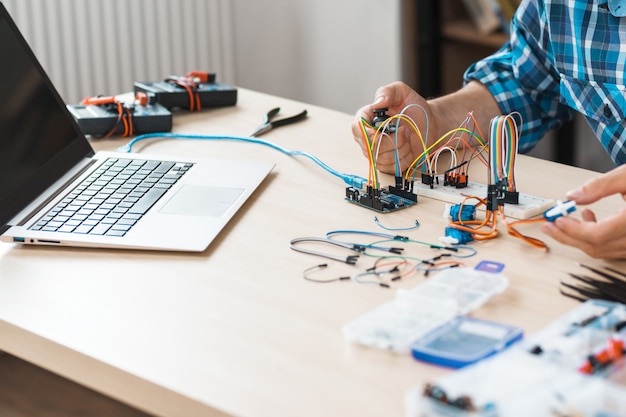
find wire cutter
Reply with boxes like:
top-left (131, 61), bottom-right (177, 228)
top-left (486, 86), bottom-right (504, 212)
top-left (250, 107), bottom-right (308, 137)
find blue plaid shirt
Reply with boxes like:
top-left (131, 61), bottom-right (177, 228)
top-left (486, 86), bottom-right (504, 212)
top-left (464, 0), bottom-right (626, 165)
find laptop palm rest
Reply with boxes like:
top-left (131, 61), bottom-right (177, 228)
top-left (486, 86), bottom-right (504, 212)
top-left (159, 185), bottom-right (244, 217)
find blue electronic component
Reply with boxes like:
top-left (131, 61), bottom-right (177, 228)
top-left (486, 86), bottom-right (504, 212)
top-left (444, 227), bottom-right (474, 244)
top-left (543, 200), bottom-right (576, 222)
top-left (448, 203), bottom-right (476, 221)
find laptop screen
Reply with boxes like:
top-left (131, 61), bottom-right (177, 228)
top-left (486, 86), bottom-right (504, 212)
top-left (0, 3), bottom-right (93, 229)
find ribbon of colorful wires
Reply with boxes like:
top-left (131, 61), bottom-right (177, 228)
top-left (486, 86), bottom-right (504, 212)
top-left (489, 113), bottom-right (520, 196)
top-left (403, 111), bottom-right (488, 185)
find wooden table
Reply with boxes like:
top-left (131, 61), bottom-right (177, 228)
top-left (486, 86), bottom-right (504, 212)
top-left (0, 88), bottom-right (622, 417)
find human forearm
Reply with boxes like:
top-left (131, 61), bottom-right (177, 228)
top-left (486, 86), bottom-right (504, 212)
top-left (427, 81), bottom-right (501, 144)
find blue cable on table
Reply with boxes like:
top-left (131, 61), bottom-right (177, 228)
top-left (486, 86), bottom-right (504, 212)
top-left (118, 132), bottom-right (368, 189)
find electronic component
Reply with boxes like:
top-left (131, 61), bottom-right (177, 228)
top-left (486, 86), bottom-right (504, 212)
top-left (443, 161), bottom-right (469, 189)
top-left (133, 71), bottom-right (237, 110)
top-left (420, 172), bottom-right (436, 189)
top-left (486, 183), bottom-right (501, 212)
top-left (488, 113), bottom-right (521, 205)
top-left (443, 227), bottom-right (473, 244)
top-left (354, 110), bottom-right (549, 223)
top-left (523, 299), bottom-right (626, 367)
top-left (543, 200), bottom-right (576, 222)
top-left (406, 300), bottom-right (626, 417)
top-left (413, 177), bottom-right (554, 220)
top-left (67, 93), bottom-right (172, 137)
top-left (387, 176), bottom-right (419, 202)
top-left (578, 338), bottom-right (625, 375)
top-left (445, 203), bottom-right (476, 222)
top-left (490, 179), bottom-right (520, 205)
top-left (372, 107), bottom-right (395, 132)
top-left (345, 185), bottom-right (417, 213)
top-left (419, 383), bottom-right (495, 416)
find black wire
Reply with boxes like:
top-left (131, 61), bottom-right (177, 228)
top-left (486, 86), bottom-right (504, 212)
top-left (290, 237), bottom-right (360, 264)
top-left (302, 264), bottom-right (351, 283)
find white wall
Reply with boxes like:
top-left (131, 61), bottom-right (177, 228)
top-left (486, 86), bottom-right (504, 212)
top-left (3, 0), bottom-right (401, 115)
top-left (231, 0), bottom-right (402, 115)
top-left (2, 0), bottom-right (236, 105)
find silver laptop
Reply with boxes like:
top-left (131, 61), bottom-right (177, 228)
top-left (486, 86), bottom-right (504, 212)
top-left (0, 3), bottom-right (274, 252)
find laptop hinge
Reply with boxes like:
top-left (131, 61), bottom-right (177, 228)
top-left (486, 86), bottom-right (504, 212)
top-left (15, 159), bottom-right (99, 227)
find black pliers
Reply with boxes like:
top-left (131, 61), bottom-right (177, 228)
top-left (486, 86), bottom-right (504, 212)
top-left (250, 107), bottom-right (308, 137)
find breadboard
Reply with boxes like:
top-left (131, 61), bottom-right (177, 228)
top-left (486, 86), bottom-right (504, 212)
top-left (413, 180), bottom-right (554, 220)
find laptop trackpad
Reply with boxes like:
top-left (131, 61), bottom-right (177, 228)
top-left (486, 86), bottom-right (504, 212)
top-left (159, 185), bottom-right (244, 217)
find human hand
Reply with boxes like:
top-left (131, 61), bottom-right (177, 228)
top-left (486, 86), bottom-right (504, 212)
top-left (351, 81), bottom-right (437, 174)
top-left (541, 165), bottom-right (626, 258)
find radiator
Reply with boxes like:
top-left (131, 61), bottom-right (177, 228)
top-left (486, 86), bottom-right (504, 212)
top-left (2, 0), bottom-right (235, 104)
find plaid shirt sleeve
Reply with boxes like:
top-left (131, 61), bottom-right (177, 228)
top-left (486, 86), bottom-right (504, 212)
top-left (463, 0), bottom-right (574, 154)
top-left (464, 0), bottom-right (626, 166)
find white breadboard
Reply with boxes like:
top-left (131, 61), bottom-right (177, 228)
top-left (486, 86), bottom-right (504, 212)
top-left (413, 180), bottom-right (554, 220)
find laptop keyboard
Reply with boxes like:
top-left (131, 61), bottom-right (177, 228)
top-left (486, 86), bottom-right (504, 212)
top-left (30, 158), bottom-right (194, 237)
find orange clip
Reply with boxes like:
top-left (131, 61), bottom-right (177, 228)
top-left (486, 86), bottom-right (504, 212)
top-left (184, 70), bottom-right (211, 83)
top-left (82, 95), bottom-right (117, 106)
top-left (135, 91), bottom-right (148, 107)
top-left (578, 338), bottom-right (625, 374)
